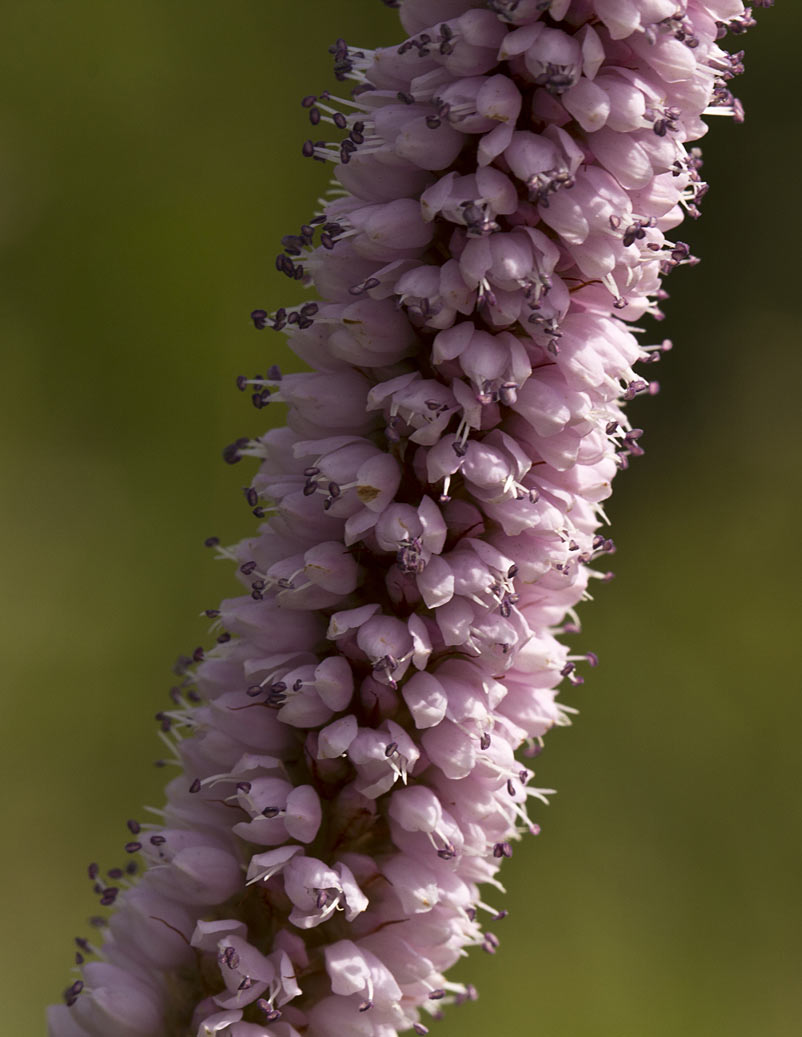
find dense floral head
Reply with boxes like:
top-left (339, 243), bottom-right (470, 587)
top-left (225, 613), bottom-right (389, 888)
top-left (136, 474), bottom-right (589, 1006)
top-left (49, 2), bottom-right (764, 1035)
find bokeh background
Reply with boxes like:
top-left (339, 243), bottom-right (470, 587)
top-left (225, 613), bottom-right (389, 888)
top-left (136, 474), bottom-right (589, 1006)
top-left (1, 3), bottom-right (798, 1034)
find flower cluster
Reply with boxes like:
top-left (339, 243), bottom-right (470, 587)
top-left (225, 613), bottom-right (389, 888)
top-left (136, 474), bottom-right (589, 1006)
top-left (49, 2), bottom-right (764, 1035)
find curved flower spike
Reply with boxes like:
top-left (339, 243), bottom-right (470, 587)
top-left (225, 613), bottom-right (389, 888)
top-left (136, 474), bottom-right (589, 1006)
top-left (50, 2), bottom-right (767, 1035)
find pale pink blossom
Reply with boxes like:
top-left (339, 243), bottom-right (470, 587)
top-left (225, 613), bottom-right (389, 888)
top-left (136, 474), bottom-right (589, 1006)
top-left (50, 3), bottom-right (767, 1035)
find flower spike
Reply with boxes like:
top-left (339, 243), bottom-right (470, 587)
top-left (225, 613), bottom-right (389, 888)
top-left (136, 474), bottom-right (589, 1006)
top-left (49, 3), bottom-right (765, 1035)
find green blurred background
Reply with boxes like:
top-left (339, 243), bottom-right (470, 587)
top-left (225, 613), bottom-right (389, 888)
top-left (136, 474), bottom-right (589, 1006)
top-left (1, 3), bottom-right (798, 1034)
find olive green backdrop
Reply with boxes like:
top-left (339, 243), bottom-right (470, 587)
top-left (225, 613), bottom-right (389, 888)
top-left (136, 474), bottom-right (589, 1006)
top-left (1, 3), bottom-right (798, 1034)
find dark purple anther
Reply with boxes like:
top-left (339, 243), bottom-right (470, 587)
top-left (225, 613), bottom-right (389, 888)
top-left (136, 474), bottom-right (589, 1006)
top-left (156, 711), bottom-right (172, 733)
top-left (222, 437), bottom-right (250, 465)
top-left (189, 778), bottom-right (201, 794)
top-left (257, 999), bottom-right (282, 1022)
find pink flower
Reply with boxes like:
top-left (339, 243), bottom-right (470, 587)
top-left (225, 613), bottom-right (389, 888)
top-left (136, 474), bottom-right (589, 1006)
top-left (49, 2), bottom-right (768, 1035)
